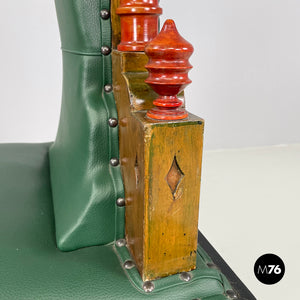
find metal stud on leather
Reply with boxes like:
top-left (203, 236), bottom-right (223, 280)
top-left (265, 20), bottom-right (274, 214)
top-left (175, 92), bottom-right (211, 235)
top-left (101, 46), bottom-right (111, 55)
top-left (100, 9), bottom-right (110, 20)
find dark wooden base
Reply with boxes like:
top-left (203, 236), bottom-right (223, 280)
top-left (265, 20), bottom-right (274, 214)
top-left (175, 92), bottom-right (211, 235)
top-left (198, 231), bottom-right (256, 300)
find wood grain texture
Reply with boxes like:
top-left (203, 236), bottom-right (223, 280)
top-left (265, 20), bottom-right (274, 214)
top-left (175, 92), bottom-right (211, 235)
top-left (141, 114), bottom-right (204, 280)
top-left (112, 51), bottom-right (146, 273)
top-left (112, 50), bottom-right (204, 281)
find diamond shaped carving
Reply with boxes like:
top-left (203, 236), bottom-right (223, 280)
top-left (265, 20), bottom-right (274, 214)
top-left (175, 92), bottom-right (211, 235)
top-left (166, 156), bottom-right (184, 198)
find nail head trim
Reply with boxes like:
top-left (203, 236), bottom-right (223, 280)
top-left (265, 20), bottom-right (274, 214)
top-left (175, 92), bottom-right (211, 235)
top-left (116, 198), bottom-right (125, 207)
top-left (104, 84), bottom-right (113, 93)
top-left (143, 281), bottom-right (155, 293)
top-left (110, 158), bottom-right (120, 167)
top-left (100, 9), bottom-right (110, 20)
top-left (108, 118), bottom-right (118, 128)
top-left (101, 46), bottom-right (111, 55)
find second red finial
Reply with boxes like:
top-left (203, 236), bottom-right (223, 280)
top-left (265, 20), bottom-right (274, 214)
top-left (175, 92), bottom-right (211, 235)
top-left (117, 0), bottom-right (162, 52)
top-left (145, 19), bottom-right (194, 120)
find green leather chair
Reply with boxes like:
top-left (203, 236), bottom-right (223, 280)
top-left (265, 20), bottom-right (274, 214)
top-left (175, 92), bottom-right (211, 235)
top-left (0, 1), bottom-right (254, 299)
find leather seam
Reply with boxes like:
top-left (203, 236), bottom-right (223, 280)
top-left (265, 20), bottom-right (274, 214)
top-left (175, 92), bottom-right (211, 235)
top-left (114, 244), bottom-right (228, 296)
top-left (101, 0), bottom-right (125, 242)
top-left (61, 48), bottom-right (103, 56)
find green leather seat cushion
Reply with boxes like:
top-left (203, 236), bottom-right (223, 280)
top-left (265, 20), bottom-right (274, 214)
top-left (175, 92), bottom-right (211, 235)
top-left (0, 143), bottom-right (229, 299)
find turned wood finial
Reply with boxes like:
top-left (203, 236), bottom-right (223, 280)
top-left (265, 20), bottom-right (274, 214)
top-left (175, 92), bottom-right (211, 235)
top-left (116, 0), bottom-right (162, 52)
top-left (145, 19), bottom-right (194, 120)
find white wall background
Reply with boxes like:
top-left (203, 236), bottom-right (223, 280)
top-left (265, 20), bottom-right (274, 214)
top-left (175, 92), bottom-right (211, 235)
top-left (0, 0), bottom-right (299, 149)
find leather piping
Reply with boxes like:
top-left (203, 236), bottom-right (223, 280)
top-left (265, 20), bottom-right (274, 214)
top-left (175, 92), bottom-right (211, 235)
top-left (61, 48), bottom-right (104, 56)
top-left (101, 0), bottom-right (126, 241)
top-left (114, 244), bottom-right (232, 296)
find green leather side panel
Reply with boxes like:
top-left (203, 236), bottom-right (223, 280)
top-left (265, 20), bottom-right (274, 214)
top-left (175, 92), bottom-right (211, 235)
top-left (50, 0), bottom-right (124, 250)
top-left (0, 144), bottom-right (228, 300)
top-left (54, 0), bottom-right (103, 54)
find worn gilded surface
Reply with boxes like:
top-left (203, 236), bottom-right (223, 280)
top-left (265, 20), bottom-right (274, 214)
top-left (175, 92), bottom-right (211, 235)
top-left (112, 50), bottom-right (204, 281)
top-left (142, 115), bottom-right (204, 279)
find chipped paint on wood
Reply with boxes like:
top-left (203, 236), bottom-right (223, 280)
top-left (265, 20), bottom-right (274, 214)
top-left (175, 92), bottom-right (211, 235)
top-left (112, 50), bottom-right (204, 281)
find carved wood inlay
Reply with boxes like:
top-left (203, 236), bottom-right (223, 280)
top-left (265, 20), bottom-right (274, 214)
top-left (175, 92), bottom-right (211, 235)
top-left (166, 156), bottom-right (184, 199)
top-left (111, 8), bottom-right (204, 277)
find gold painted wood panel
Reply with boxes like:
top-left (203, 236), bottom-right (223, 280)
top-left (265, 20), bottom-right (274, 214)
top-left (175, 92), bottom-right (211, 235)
top-left (112, 50), bottom-right (204, 281)
top-left (143, 118), bottom-right (204, 280)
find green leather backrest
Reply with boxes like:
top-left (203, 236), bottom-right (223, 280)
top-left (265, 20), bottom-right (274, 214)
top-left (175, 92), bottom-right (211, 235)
top-left (50, 0), bottom-right (124, 251)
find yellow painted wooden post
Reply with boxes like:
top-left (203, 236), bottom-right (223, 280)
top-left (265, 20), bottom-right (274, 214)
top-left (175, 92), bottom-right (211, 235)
top-left (112, 51), bottom-right (204, 281)
top-left (111, 0), bottom-right (204, 282)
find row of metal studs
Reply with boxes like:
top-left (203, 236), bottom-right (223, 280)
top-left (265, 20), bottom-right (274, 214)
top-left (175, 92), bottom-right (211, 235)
top-left (116, 237), bottom-right (209, 294)
top-left (115, 239), bottom-right (156, 293)
top-left (100, 7), bottom-right (121, 177)
top-left (101, 4), bottom-right (154, 294)
top-left (101, 3), bottom-right (150, 292)
top-left (101, 5), bottom-right (159, 294)
top-left (101, 9), bottom-right (112, 56)
top-left (106, 84), bottom-right (120, 169)
top-left (116, 236), bottom-right (238, 297)
top-left (102, 5), bottom-right (237, 300)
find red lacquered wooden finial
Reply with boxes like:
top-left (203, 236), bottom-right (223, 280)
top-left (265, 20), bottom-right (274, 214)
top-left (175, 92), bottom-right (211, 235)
top-left (116, 0), bottom-right (162, 52)
top-left (145, 19), bottom-right (194, 120)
